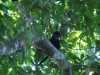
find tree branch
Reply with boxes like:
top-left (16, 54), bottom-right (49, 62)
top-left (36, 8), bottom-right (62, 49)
top-left (18, 2), bottom-right (72, 75)
top-left (0, 35), bottom-right (25, 55)
top-left (0, 2), bottom-right (72, 75)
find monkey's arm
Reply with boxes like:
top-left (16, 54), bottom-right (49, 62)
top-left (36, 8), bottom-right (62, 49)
top-left (31, 56), bottom-right (49, 66)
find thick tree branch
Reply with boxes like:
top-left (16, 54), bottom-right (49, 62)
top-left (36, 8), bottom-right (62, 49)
top-left (18, 2), bottom-right (72, 75)
top-left (0, 35), bottom-right (25, 55)
top-left (0, 2), bottom-right (72, 75)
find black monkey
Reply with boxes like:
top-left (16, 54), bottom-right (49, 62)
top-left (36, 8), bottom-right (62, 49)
top-left (31, 31), bottom-right (60, 66)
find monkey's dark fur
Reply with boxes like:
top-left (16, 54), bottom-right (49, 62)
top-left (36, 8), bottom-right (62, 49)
top-left (31, 31), bottom-right (60, 66)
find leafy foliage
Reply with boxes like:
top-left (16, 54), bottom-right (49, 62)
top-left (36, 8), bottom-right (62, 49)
top-left (0, 0), bottom-right (100, 75)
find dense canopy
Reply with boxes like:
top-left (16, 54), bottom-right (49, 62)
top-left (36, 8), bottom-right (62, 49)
top-left (0, 0), bottom-right (100, 75)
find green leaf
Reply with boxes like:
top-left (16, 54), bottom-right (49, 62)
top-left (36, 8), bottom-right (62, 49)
top-left (87, 37), bottom-right (91, 48)
top-left (33, 23), bottom-right (44, 37)
top-left (43, 9), bottom-right (50, 25)
top-left (16, 17), bottom-right (26, 26)
top-left (4, 13), bottom-right (14, 25)
top-left (0, 14), bottom-right (3, 24)
top-left (81, 54), bottom-right (84, 59)
top-left (25, 30), bottom-right (33, 44)
top-left (30, 0), bottom-right (38, 8)
top-left (86, 0), bottom-right (94, 15)
top-left (46, 2), bottom-right (52, 10)
top-left (95, 40), bottom-right (100, 46)
top-left (39, 0), bottom-right (43, 8)
top-left (16, 67), bottom-right (29, 75)
top-left (1, 62), bottom-right (8, 75)
top-left (0, 4), bottom-right (8, 14)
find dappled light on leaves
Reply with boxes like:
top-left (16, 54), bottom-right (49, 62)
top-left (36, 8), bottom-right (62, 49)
top-left (0, 0), bottom-right (100, 75)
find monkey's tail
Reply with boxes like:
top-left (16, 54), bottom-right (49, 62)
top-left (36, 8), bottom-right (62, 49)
top-left (31, 56), bottom-right (49, 66)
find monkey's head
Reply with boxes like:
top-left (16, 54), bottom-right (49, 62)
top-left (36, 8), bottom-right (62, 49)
top-left (52, 31), bottom-right (60, 40)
